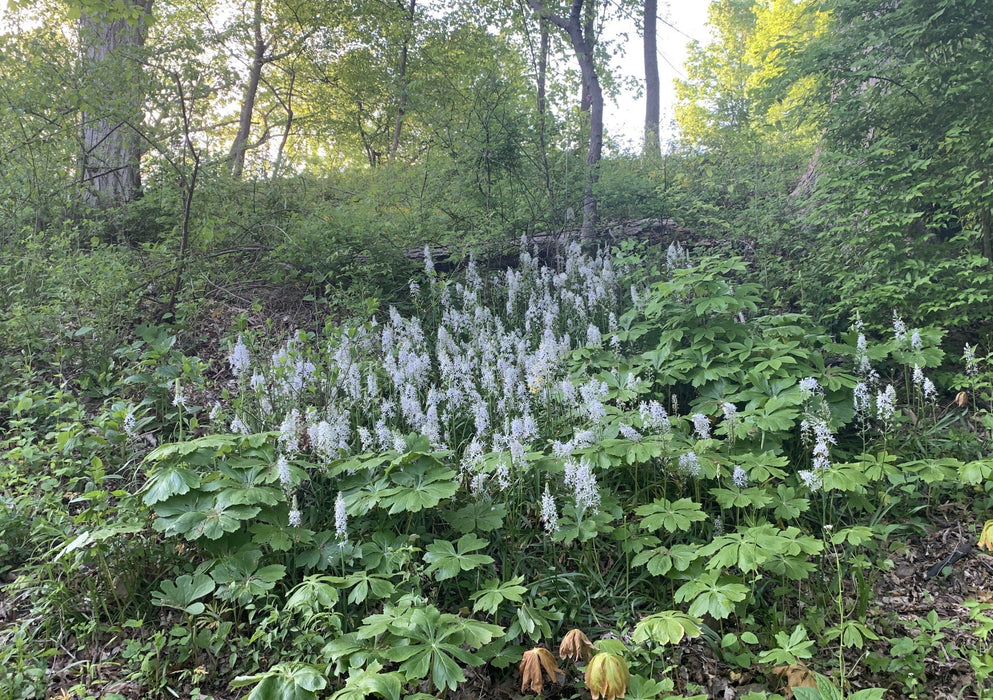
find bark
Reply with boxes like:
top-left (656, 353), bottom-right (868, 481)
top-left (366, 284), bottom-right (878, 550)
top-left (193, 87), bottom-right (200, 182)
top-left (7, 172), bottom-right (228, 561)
top-left (228, 0), bottom-right (266, 178)
top-left (537, 20), bottom-right (554, 206)
top-left (525, 0), bottom-right (603, 242)
top-left (388, 0), bottom-right (416, 162)
top-left (642, 0), bottom-right (661, 158)
top-left (79, 0), bottom-right (153, 208)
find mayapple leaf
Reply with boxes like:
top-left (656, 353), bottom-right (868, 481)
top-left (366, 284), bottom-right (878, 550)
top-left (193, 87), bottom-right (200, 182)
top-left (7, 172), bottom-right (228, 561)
top-left (631, 610), bottom-right (702, 646)
top-left (142, 465), bottom-right (201, 505)
top-left (423, 533), bottom-right (494, 581)
top-left (152, 573), bottom-right (215, 614)
top-left (471, 576), bottom-right (527, 616)
top-left (635, 497), bottom-right (707, 533)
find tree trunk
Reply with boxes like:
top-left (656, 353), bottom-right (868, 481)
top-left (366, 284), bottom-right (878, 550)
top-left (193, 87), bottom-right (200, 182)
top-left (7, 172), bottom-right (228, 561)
top-left (79, 0), bottom-right (153, 208)
top-left (389, 0), bottom-right (416, 162)
top-left (525, 0), bottom-right (603, 242)
top-left (643, 0), bottom-right (661, 158)
top-left (229, 0), bottom-right (266, 179)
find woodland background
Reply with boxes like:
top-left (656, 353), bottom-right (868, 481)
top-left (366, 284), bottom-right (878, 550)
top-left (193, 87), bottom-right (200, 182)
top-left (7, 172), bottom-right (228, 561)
top-left (3, 0), bottom-right (993, 699)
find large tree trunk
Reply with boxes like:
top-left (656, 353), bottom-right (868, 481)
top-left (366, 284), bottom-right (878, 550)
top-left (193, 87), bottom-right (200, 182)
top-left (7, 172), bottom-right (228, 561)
top-left (525, 0), bottom-right (603, 242)
top-left (228, 0), bottom-right (266, 179)
top-left (643, 0), bottom-right (661, 158)
top-left (79, 0), bottom-right (153, 208)
top-left (388, 0), bottom-right (416, 162)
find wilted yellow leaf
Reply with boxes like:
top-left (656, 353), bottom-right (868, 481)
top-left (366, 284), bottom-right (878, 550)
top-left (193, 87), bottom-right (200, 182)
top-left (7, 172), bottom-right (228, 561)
top-left (585, 652), bottom-right (630, 700)
top-left (559, 628), bottom-right (595, 663)
top-left (978, 520), bottom-right (993, 552)
top-left (520, 647), bottom-right (562, 695)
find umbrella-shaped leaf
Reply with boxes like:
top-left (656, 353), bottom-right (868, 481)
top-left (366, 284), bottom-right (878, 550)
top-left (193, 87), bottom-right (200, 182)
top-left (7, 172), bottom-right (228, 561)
top-left (423, 534), bottom-right (494, 581)
top-left (152, 573), bottom-right (215, 614)
top-left (632, 610), bottom-right (702, 646)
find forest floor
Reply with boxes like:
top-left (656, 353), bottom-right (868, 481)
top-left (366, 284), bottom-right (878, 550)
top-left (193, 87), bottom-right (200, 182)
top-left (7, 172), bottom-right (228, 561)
top-left (3, 509), bottom-right (988, 700)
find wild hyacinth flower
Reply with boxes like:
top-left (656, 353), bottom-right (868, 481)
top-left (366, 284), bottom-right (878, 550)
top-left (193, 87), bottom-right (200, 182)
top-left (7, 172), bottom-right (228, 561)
top-left (586, 324), bottom-right (603, 348)
top-left (678, 452), bottom-right (701, 477)
top-left (877, 385), bottom-right (897, 424)
top-left (172, 380), bottom-right (186, 407)
top-left (892, 312), bottom-right (907, 343)
top-left (853, 382), bottom-right (872, 416)
top-left (712, 516), bottom-right (724, 538)
top-left (123, 405), bottom-right (137, 437)
top-left (804, 418), bottom-right (836, 472)
top-left (230, 415), bottom-right (250, 434)
top-left (910, 330), bottom-right (923, 352)
top-left (357, 426), bottom-right (373, 452)
top-left (564, 457), bottom-right (600, 514)
top-left (799, 377), bottom-right (821, 398)
top-left (912, 364), bottom-right (924, 390)
top-left (964, 344), bottom-right (980, 377)
top-left (228, 335), bottom-right (251, 378)
top-left (619, 423), bottom-right (642, 442)
top-left (277, 455), bottom-right (292, 485)
top-left (691, 413), bottom-right (711, 440)
top-left (288, 498), bottom-right (302, 527)
top-left (732, 465), bottom-right (748, 488)
top-left (799, 469), bottom-right (823, 491)
top-left (639, 400), bottom-right (670, 433)
top-left (540, 485), bottom-right (560, 534)
top-left (334, 491), bottom-right (348, 540)
top-left (580, 379), bottom-right (608, 423)
top-left (279, 409), bottom-right (301, 456)
top-left (424, 245), bottom-right (434, 275)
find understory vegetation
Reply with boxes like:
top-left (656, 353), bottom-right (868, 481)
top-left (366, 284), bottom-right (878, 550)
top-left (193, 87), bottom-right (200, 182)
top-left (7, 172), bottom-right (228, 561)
top-left (4, 0), bottom-right (993, 698)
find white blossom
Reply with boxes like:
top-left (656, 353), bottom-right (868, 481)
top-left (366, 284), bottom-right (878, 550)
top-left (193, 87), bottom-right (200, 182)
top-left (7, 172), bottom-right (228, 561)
top-left (540, 485), bottom-right (559, 534)
top-left (639, 400), bottom-right (670, 433)
top-left (678, 452), bottom-right (701, 477)
top-left (277, 455), bottom-right (292, 485)
top-left (799, 377), bottom-right (821, 398)
top-left (619, 423), bottom-right (642, 442)
top-left (692, 413), bottom-right (711, 440)
top-left (877, 384), bottom-right (897, 424)
top-left (732, 465), bottom-right (748, 488)
top-left (892, 311), bottom-right (907, 342)
top-left (964, 344), bottom-right (980, 377)
top-left (228, 335), bottom-right (251, 378)
top-left (334, 491), bottom-right (348, 540)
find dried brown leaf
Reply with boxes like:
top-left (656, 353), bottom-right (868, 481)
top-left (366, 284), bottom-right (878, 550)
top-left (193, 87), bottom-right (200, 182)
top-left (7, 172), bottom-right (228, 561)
top-left (559, 628), bottom-right (596, 663)
top-left (520, 647), bottom-right (562, 695)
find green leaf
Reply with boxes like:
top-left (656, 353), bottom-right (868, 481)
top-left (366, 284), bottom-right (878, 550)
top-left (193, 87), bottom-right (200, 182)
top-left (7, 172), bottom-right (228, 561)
top-left (142, 465), bottom-right (201, 506)
top-left (470, 576), bottom-right (527, 616)
top-left (232, 662), bottom-right (327, 700)
top-left (631, 610), bottom-right (703, 646)
top-left (377, 461), bottom-right (458, 514)
top-left (445, 501), bottom-right (507, 533)
top-left (329, 662), bottom-right (403, 700)
top-left (635, 497), bottom-right (707, 533)
top-left (152, 573), bottom-right (215, 615)
top-left (423, 534), bottom-right (494, 581)
top-left (674, 570), bottom-right (748, 620)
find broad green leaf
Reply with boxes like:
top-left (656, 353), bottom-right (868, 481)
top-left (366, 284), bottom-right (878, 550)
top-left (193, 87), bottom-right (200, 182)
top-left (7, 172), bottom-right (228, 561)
top-left (632, 610), bottom-right (703, 646)
top-left (143, 465), bottom-right (201, 505)
top-left (152, 573), bottom-right (215, 614)
top-left (423, 534), bottom-right (494, 581)
top-left (635, 497), bottom-right (707, 533)
top-left (470, 576), bottom-right (527, 616)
